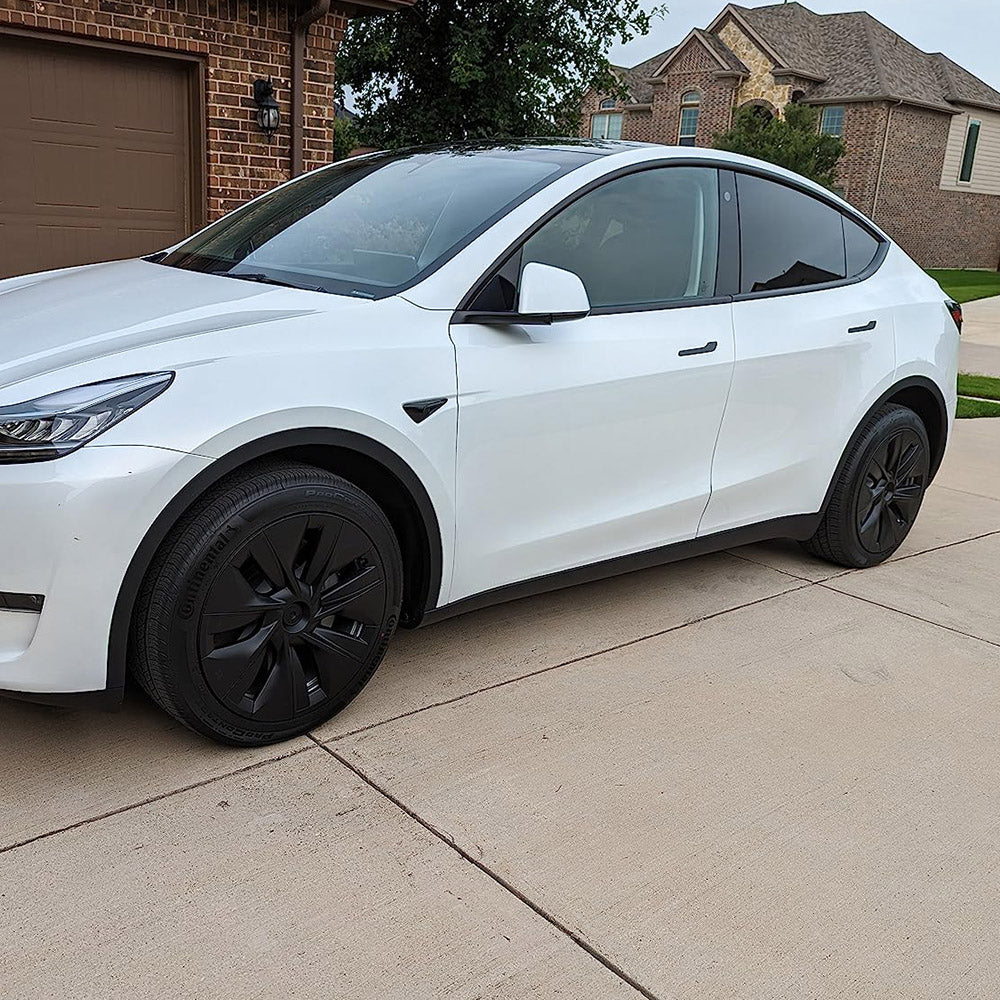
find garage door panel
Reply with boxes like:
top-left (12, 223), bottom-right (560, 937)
top-left (0, 33), bottom-right (195, 279)
top-left (31, 139), bottom-right (103, 210)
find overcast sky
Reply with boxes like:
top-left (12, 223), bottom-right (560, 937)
top-left (609, 0), bottom-right (1000, 90)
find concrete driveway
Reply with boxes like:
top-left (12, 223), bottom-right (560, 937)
top-left (960, 294), bottom-right (1000, 376)
top-left (2, 420), bottom-right (999, 1000)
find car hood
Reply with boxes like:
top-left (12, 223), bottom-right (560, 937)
top-left (0, 258), bottom-right (343, 391)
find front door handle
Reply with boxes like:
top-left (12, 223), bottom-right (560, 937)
top-left (848, 320), bottom-right (877, 334)
top-left (678, 340), bottom-right (718, 357)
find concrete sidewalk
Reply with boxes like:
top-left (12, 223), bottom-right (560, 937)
top-left (960, 294), bottom-right (1000, 376)
top-left (2, 420), bottom-right (999, 999)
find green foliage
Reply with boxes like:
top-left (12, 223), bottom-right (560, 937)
top-left (958, 373), bottom-right (1000, 402)
top-left (337, 0), bottom-right (666, 149)
top-left (332, 116), bottom-right (359, 161)
top-left (713, 102), bottom-right (845, 188)
top-left (927, 268), bottom-right (1000, 304)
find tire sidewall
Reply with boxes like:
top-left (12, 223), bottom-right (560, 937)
top-left (152, 472), bottom-right (402, 744)
top-left (840, 406), bottom-right (931, 567)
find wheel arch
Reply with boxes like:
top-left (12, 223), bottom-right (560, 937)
top-left (822, 375), bottom-right (949, 515)
top-left (107, 428), bottom-right (443, 696)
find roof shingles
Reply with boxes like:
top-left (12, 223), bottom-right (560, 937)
top-left (614, 1), bottom-right (1000, 114)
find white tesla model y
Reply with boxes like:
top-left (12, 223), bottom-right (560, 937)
top-left (0, 142), bottom-right (960, 744)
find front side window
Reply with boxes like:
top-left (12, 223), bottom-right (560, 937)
top-left (820, 106), bottom-right (845, 137)
top-left (158, 147), bottom-right (590, 298)
top-left (521, 167), bottom-right (720, 309)
top-left (591, 113), bottom-right (624, 140)
top-left (737, 173), bottom-right (847, 293)
top-left (679, 92), bottom-right (701, 147)
top-left (960, 119), bottom-right (981, 182)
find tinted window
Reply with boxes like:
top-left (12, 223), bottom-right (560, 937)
top-left (844, 217), bottom-right (881, 277)
top-left (521, 167), bottom-right (720, 309)
top-left (159, 147), bottom-right (590, 298)
top-left (737, 173), bottom-right (846, 294)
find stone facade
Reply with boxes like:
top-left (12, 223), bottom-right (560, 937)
top-left (716, 17), bottom-right (789, 113)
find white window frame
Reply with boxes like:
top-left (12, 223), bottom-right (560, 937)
top-left (678, 92), bottom-right (701, 147)
top-left (591, 112), bottom-right (623, 140)
top-left (820, 106), bottom-right (845, 137)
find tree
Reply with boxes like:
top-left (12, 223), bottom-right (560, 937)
top-left (713, 102), bottom-right (846, 188)
top-left (337, 0), bottom-right (666, 149)
top-left (332, 116), bottom-right (359, 161)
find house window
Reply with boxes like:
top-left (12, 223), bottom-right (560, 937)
top-left (820, 106), bottom-right (845, 137)
top-left (600, 99), bottom-right (617, 111)
top-left (960, 119), bottom-right (981, 183)
top-left (679, 91), bottom-right (700, 147)
top-left (591, 112), bottom-right (623, 140)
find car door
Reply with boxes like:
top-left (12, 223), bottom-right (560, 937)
top-left (699, 170), bottom-right (894, 536)
top-left (448, 165), bottom-right (736, 603)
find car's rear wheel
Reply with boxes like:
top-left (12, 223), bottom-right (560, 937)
top-left (131, 461), bottom-right (402, 746)
top-left (802, 403), bottom-right (930, 569)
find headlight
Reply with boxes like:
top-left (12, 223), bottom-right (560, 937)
top-left (0, 372), bottom-right (174, 463)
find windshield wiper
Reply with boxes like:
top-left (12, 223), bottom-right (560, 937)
top-left (222, 272), bottom-right (327, 293)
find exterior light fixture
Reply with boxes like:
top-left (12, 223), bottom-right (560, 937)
top-left (253, 77), bottom-right (281, 141)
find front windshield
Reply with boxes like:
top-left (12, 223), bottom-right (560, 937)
top-left (158, 146), bottom-right (597, 298)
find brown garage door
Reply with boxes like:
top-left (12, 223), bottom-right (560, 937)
top-left (0, 33), bottom-right (197, 278)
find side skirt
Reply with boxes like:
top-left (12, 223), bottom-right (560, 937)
top-left (419, 513), bottom-right (821, 627)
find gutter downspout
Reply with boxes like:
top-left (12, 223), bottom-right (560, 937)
top-left (292, 0), bottom-right (332, 177)
top-left (872, 97), bottom-right (904, 220)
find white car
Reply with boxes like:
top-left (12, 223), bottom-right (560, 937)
top-left (0, 141), bottom-right (960, 745)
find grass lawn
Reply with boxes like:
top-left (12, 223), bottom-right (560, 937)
top-left (958, 374), bottom-right (1000, 402)
top-left (957, 396), bottom-right (1000, 418)
top-left (927, 268), bottom-right (1000, 304)
top-left (957, 372), bottom-right (1000, 418)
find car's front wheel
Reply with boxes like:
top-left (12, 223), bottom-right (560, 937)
top-left (131, 461), bottom-right (402, 746)
top-left (802, 403), bottom-right (930, 569)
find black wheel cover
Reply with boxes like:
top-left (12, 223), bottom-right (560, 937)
top-left (197, 512), bottom-right (388, 722)
top-left (854, 427), bottom-right (928, 556)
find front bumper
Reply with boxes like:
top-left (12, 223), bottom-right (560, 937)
top-left (0, 445), bottom-right (212, 696)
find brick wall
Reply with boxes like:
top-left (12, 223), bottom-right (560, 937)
top-left (833, 102), bottom-right (889, 214)
top-left (874, 104), bottom-right (1000, 268)
top-left (0, 0), bottom-right (348, 220)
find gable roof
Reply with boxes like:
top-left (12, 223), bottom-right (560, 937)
top-left (614, 1), bottom-right (1000, 114)
top-left (612, 47), bottom-right (675, 104)
top-left (728, 2), bottom-right (1000, 112)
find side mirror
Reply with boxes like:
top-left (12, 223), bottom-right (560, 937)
top-left (517, 262), bottom-right (591, 322)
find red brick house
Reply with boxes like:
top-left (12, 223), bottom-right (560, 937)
top-left (582, 1), bottom-right (1000, 269)
top-left (0, 0), bottom-right (412, 278)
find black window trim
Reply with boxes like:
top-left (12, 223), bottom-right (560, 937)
top-left (452, 156), bottom-right (888, 325)
top-left (725, 166), bottom-right (889, 302)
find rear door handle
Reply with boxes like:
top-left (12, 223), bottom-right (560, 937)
top-left (848, 320), bottom-right (877, 334)
top-left (678, 340), bottom-right (718, 357)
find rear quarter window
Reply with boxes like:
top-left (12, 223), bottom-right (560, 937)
top-left (737, 173), bottom-right (847, 294)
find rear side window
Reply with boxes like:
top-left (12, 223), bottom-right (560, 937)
top-left (844, 217), bottom-right (881, 277)
top-left (737, 173), bottom-right (846, 293)
top-left (521, 166), bottom-right (720, 310)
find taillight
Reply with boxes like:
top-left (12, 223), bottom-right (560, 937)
top-left (948, 300), bottom-right (963, 334)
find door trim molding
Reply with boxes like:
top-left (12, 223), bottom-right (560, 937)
top-left (420, 513), bottom-right (820, 625)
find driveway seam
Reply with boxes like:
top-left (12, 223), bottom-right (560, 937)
top-left (322, 581), bottom-right (812, 744)
top-left (312, 736), bottom-right (661, 1000)
top-left (0, 742), bottom-right (316, 857)
top-left (819, 583), bottom-right (1000, 651)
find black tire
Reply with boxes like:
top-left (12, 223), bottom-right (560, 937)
top-left (131, 461), bottom-right (402, 746)
top-left (802, 403), bottom-right (930, 569)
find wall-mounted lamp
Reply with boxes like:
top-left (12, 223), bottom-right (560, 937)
top-left (253, 77), bottom-right (281, 141)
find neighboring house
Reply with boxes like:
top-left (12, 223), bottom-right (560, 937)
top-left (582, 1), bottom-right (1000, 269)
top-left (0, 0), bottom-right (413, 279)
